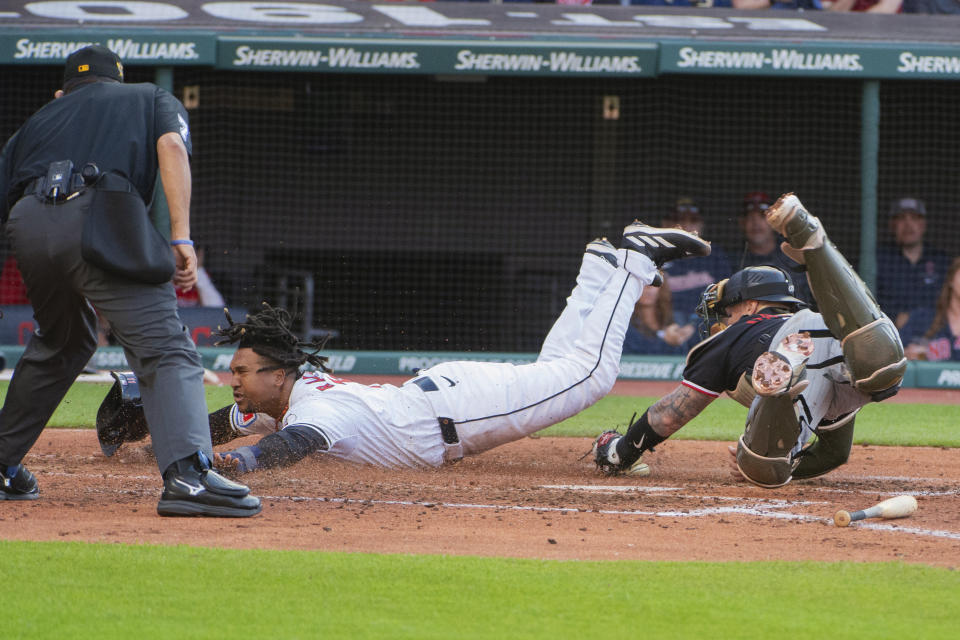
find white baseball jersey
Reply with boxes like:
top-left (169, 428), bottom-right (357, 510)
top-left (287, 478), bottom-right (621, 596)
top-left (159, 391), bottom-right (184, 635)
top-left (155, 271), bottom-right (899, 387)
top-left (252, 247), bottom-right (657, 469)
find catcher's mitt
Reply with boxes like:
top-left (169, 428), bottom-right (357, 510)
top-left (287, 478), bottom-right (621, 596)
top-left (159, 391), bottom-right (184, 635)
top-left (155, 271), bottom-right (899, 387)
top-left (586, 428), bottom-right (652, 477)
top-left (588, 430), bottom-right (623, 475)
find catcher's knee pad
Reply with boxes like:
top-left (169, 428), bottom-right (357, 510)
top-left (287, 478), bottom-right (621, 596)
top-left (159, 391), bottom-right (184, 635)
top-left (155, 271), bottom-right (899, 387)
top-left (96, 371), bottom-right (149, 457)
top-left (736, 394), bottom-right (802, 488)
top-left (841, 317), bottom-right (906, 395)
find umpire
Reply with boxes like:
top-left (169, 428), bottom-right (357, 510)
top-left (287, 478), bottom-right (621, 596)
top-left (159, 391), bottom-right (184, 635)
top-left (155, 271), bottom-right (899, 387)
top-left (0, 45), bottom-right (260, 517)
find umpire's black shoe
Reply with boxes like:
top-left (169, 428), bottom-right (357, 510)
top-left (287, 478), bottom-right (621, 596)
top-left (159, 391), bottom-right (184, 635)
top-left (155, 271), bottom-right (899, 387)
top-left (157, 452), bottom-right (261, 517)
top-left (0, 464), bottom-right (39, 501)
top-left (622, 221), bottom-right (711, 267)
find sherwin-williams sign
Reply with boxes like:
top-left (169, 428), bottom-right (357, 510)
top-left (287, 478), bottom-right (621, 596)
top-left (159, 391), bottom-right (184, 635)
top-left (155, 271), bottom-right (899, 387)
top-left (660, 42), bottom-right (960, 80)
top-left (218, 38), bottom-right (658, 77)
top-left (1, 2), bottom-right (959, 80)
top-left (1, 33), bottom-right (216, 64)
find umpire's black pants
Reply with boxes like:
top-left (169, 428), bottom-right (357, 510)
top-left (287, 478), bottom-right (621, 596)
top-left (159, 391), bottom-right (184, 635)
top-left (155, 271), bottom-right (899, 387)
top-left (0, 191), bottom-right (213, 473)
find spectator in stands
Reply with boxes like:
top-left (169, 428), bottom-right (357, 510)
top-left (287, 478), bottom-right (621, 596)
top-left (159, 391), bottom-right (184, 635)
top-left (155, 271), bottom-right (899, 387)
top-left (622, 276), bottom-right (695, 355)
top-left (876, 197), bottom-right (950, 329)
top-left (902, 0), bottom-right (960, 12)
top-left (731, 0), bottom-right (824, 8)
top-left (660, 197), bottom-right (732, 320)
top-left (0, 254), bottom-right (28, 305)
top-left (625, 0), bottom-right (821, 7)
top-left (900, 257), bottom-right (960, 361)
top-left (736, 191), bottom-right (813, 307)
top-left (176, 246), bottom-right (225, 308)
top-left (824, 0), bottom-right (902, 11)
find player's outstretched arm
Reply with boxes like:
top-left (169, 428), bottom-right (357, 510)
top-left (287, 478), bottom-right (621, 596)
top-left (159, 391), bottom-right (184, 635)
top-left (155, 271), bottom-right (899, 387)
top-left (214, 424), bottom-right (329, 474)
top-left (647, 384), bottom-right (715, 437)
top-left (591, 384), bottom-right (714, 475)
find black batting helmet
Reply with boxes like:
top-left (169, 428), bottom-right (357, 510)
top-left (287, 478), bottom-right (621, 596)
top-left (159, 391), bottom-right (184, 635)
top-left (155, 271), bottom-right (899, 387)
top-left (697, 266), bottom-right (804, 326)
top-left (95, 371), bottom-right (149, 457)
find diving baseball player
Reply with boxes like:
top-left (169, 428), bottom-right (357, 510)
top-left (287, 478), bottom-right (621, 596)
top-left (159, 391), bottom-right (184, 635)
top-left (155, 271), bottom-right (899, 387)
top-left (96, 222), bottom-right (711, 472)
top-left (592, 193), bottom-right (907, 487)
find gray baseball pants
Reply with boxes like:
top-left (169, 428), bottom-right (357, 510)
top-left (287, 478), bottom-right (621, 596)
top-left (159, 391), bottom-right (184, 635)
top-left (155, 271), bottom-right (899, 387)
top-left (0, 190), bottom-right (212, 473)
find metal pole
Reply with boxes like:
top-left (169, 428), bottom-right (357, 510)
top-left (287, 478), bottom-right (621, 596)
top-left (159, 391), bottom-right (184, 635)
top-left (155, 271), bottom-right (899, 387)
top-left (860, 79), bottom-right (880, 291)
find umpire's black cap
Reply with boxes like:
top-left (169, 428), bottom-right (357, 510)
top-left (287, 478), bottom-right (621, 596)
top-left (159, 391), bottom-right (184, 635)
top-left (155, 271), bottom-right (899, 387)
top-left (63, 44), bottom-right (124, 86)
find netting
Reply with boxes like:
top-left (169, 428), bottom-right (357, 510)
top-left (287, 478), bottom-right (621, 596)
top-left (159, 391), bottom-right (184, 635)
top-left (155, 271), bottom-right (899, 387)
top-left (2, 67), bottom-right (958, 353)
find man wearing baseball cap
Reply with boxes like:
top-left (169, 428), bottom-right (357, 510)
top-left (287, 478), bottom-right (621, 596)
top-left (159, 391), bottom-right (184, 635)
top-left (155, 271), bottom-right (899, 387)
top-left (736, 190), bottom-right (813, 307)
top-left (0, 45), bottom-right (260, 516)
top-left (658, 197), bottom-right (731, 331)
top-left (876, 197), bottom-right (950, 328)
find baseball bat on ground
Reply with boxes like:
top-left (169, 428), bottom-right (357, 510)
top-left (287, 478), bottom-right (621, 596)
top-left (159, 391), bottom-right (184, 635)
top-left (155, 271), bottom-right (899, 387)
top-left (834, 495), bottom-right (918, 527)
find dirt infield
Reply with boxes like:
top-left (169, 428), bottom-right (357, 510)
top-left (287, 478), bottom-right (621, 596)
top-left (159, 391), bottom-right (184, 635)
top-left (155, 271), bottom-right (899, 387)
top-left (2, 428), bottom-right (958, 568)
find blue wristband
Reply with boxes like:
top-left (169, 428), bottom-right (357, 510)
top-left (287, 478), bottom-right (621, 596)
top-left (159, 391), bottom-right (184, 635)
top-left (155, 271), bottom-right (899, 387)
top-left (170, 239), bottom-right (194, 246)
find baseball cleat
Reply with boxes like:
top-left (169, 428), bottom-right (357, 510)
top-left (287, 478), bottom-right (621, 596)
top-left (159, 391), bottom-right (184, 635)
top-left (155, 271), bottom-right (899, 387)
top-left (765, 193), bottom-right (826, 251)
top-left (157, 452), bottom-right (262, 517)
top-left (752, 332), bottom-right (814, 397)
top-left (0, 464), bottom-right (39, 501)
top-left (585, 237), bottom-right (618, 268)
top-left (621, 221), bottom-right (711, 268)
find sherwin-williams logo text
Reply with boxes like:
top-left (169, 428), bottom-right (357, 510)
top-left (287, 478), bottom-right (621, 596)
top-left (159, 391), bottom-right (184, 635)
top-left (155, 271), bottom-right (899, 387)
top-left (897, 52), bottom-right (960, 75)
top-left (455, 49), bottom-right (642, 74)
top-left (14, 38), bottom-right (198, 60)
top-left (233, 46), bottom-right (419, 69)
top-left (676, 46), bottom-right (862, 72)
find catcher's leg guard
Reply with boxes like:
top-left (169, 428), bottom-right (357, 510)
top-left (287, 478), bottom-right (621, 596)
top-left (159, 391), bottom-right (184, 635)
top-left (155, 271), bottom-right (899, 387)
top-left (791, 411), bottom-right (858, 480)
top-left (766, 195), bottom-right (906, 396)
top-left (736, 393), bottom-right (802, 488)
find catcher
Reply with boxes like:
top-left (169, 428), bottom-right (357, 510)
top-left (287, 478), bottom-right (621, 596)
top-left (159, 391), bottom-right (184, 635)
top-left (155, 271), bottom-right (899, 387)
top-left (96, 222), bottom-right (711, 472)
top-left (592, 193), bottom-right (907, 487)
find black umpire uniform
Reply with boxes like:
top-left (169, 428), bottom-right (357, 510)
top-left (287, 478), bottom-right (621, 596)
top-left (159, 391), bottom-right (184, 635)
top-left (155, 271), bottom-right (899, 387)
top-left (0, 45), bottom-right (259, 517)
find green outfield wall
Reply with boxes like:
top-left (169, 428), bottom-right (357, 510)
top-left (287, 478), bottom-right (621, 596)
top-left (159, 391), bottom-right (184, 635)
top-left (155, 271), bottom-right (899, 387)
top-left (2, 346), bottom-right (959, 389)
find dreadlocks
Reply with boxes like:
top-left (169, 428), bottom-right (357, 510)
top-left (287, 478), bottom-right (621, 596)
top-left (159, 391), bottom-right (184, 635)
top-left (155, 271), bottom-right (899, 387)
top-left (214, 302), bottom-right (330, 374)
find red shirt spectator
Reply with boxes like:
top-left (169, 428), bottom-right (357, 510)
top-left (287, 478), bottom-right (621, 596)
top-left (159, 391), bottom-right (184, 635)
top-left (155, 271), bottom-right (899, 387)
top-left (0, 255), bottom-right (29, 305)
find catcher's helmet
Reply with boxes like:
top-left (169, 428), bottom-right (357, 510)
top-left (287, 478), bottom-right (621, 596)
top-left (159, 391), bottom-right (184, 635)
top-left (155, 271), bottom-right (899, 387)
top-left (696, 266), bottom-right (804, 326)
top-left (95, 371), bottom-right (149, 457)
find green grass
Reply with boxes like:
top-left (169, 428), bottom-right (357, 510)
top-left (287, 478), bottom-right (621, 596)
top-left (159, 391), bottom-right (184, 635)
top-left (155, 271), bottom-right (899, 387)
top-left (541, 395), bottom-right (960, 447)
top-left (4, 382), bottom-right (959, 638)
top-left (5, 381), bottom-right (235, 428)
top-left (2, 540), bottom-right (958, 639)
top-left (11, 382), bottom-right (960, 447)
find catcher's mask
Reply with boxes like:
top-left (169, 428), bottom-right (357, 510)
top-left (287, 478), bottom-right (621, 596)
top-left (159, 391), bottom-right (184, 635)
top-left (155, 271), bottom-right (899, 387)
top-left (95, 371), bottom-right (149, 456)
top-left (696, 265), bottom-right (805, 335)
